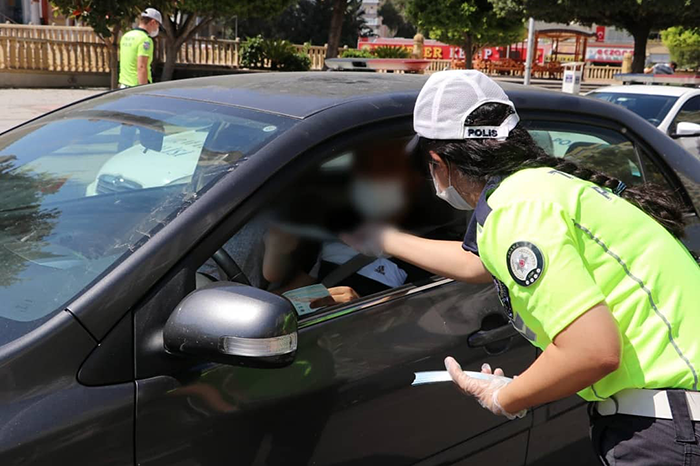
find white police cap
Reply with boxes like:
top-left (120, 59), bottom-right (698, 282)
top-left (413, 70), bottom-right (519, 141)
top-left (141, 8), bottom-right (163, 25)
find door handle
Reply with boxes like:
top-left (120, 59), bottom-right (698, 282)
top-left (468, 324), bottom-right (518, 347)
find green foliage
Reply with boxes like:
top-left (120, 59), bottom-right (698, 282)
top-left (51, 0), bottom-right (139, 38)
top-left (263, 39), bottom-right (311, 71)
top-left (234, 0), bottom-right (370, 46)
top-left (491, 0), bottom-right (700, 72)
top-left (662, 27), bottom-right (700, 70)
top-left (241, 36), bottom-right (311, 71)
top-left (240, 35), bottom-right (267, 69)
top-left (340, 48), bottom-right (375, 58)
top-left (379, 0), bottom-right (417, 38)
top-left (405, 0), bottom-right (524, 61)
top-left (371, 45), bottom-right (411, 58)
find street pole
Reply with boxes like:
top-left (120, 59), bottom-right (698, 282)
top-left (234, 16), bottom-right (238, 40)
top-left (524, 17), bottom-right (535, 86)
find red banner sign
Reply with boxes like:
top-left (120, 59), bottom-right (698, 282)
top-left (585, 44), bottom-right (633, 63)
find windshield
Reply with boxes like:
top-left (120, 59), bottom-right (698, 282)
top-left (0, 93), bottom-right (295, 345)
top-left (589, 92), bottom-right (678, 127)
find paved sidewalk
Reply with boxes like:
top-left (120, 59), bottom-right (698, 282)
top-left (0, 88), bottom-right (106, 133)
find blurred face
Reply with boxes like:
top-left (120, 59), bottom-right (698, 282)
top-left (350, 144), bottom-right (419, 221)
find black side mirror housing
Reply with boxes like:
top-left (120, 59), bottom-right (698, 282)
top-left (163, 283), bottom-right (297, 368)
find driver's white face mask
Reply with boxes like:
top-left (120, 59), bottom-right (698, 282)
top-left (351, 178), bottom-right (407, 220)
top-left (430, 162), bottom-right (473, 211)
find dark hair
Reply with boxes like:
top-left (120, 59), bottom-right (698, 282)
top-left (670, 61), bottom-right (678, 70)
top-left (417, 103), bottom-right (687, 238)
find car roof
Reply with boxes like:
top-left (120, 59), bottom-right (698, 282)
top-left (588, 85), bottom-right (698, 97)
top-left (126, 71), bottom-right (525, 119)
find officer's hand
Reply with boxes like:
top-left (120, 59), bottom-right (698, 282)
top-left (340, 223), bottom-right (396, 258)
top-left (444, 356), bottom-right (526, 420)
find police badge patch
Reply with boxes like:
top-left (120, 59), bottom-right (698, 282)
top-left (143, 41), bottom-right (151, 50)
top-left (506, 241), bottom-right (544, 287)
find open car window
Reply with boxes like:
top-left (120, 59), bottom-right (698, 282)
top-left (199, 136), bottom-right (466, 318)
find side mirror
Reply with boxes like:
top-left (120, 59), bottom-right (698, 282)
top-left (671, 121), bottom-right (700, 139)
top-left (163, 283), bottom-right (298, 368)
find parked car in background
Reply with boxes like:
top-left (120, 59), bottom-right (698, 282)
top-left (0, 73), bottom-right (699, 466)
top-left (587, 85), bottom-right (700, 159)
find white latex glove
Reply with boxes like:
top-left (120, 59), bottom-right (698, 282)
top-left (445, 356), bottom-right (526, 420)
top-left (340, 223), bottom-right (396, 258)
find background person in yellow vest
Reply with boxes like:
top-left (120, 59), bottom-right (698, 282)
top-left (344, 70), bottom-right (700, 464)
top-left (118, 8), bottom-right (163, 88)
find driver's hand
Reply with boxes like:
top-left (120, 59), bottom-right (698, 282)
top-left (310, 286), bottom-right (360, 309)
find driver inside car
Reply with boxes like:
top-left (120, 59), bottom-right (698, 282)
top-left (261, 139), bottom-right (456, 308)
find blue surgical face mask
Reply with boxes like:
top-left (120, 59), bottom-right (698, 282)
top-left (430, 162), bottom-right (473, 211)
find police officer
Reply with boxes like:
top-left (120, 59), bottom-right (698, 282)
top-left (346, 70), bottom-right (700, 464)
top-left (118, 8), bottom-right (162, 88)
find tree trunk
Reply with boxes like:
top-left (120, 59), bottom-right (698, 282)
top-left (325, 0), bottom-right (345, 60)
top-left (160, 15), bottom-right (213, 82)
top-left (109, 42), bottom-right (119, 89)
top-left (463, 34), bottom-right (473, 69)
top-left (161, 41), bottom-right (178, 82)
top-left (629, 24), bottom-right (651, 73)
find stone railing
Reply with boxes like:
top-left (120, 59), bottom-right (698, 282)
top-left (0, 36), bottom-right (110, 73)
top-left (1, 25), bottom-right (623, 80)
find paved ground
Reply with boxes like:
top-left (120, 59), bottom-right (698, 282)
top-left (0, 88), bottom-right (106, 133)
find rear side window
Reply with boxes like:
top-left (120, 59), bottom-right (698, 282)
top-left (524, 122), bottom-right (645, 187)
top-left (523, 120), bottom-right (678, 194)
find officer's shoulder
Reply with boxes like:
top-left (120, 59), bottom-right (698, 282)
top-left (491, 167), bottom-right (582, 205)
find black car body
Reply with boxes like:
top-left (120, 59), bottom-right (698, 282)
top-left (0, 72), bottom-right (698, 466)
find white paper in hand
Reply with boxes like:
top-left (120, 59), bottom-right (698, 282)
top-left (412, 370), bottom-right (513, 386)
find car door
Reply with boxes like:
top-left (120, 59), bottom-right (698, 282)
top-left (132, 121), bottom-right (535, 466)
top-left (669, 95), bottom-right (700, 160)
top-left (521, 113), bottom-right (700, 465)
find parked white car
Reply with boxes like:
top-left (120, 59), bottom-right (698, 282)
top-left (587, 85), bottom-right (700, 159)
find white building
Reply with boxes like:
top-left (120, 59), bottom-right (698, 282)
top-left (361, 0), bottom-right (390, 37)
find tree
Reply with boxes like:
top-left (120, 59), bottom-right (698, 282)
top-left (404, 0), bottom-right (525, 68)
top-left (490, 0), bottom-right (700, 73)
top-left (52, 0), bottom-right (140, 89)
top-left (662, 27), bottom-right (700, 71)
top-left (378, 0), bottom-right (416, 38)
top-left (236, 0), bottom-right (367, 47)
top-left (152, 0), bottom-right (296, 81)
top-left (326, 0), bottom-right (347, 60)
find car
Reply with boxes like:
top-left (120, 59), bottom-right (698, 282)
top-left (586, 84), bottom-right (700, 160)
top-left (0, 72), bottom-right (699, 466)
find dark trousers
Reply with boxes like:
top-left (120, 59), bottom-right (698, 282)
top-left (590, 390), bottom-right (700, 465)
